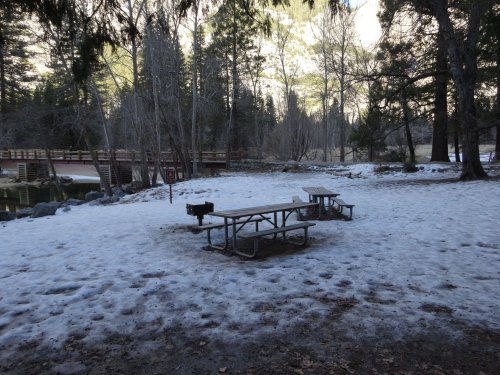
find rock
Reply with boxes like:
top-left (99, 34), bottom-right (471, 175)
top-left (124, 181), bottom-right (143, 194)
top-left (96, 197), bottom-right (112, 205)
top-left (85, 191), bottom-right (104, 202)
top-left (16, 208), bottom-right (33, 219)
top-left (89, 194), bottom-right (120, 206)
top-left (98, 195), bottom-right (121, 205)
top-left (59, 176), bottom-right (74, 184)
top-left (31, 202), bottom-right (61, 218)
top-left (62, 206), bottom-right (71, 212)
top-left (111, 187), bottom-right (126, 197)
top-left (0, 211), bottom-right (16, 221)
top-left (65, 198), bottom-right (85, 206)
top-left (124, 185), bottom-right (135, 194)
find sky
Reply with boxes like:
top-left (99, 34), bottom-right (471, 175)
top-left (1, 161), bottom-right (499, 373)
top-left (354, 0), bottom-right (381, 48)
top-left (350, 0), bottom-right (368, 7)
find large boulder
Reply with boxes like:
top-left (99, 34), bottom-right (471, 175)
top-left (0, 211), bottom-right (16, 222)
top-left (58, 176), bottom-right (74, 184)
top-left (111, 187), bottom-right (126, 197)
top-left (16, 208), bottom-right (33, 219)
top-left (65, 198), bottom-right (85, 206)
top-left (85, 191), bottom-right (104, 202)
top-left (123, 181), bottom-right (143, 194)
top-left (90, 195), bottom-right (120, 206)
top-left (31, 202), bottom-right (61, 218)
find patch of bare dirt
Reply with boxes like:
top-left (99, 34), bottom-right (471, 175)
top-left (1, 312), bottom-right (499, 375)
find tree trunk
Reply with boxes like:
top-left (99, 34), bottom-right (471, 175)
top-left (322, 46), bottom-right (328, 162)
top-left (128, 0), bottom-right (150, 188)
top-left (191, 2), bottom-right (199, 176)
top-left (432, 0), bottom-right (487, 179)
top-left (339, 85), bottom-right (345, 163)
top-left (79, 113), bottom-right (112, 196)
top-left (91, 80), bottom-right (122, 188)
top-left (459, 89), bottom-right (486, 179)
top-left (431, 25), bottom-right (450, 162)
top-left (495, 45), bottom-right (500, 162)
top-left (451, 94), bottom-right (461, 162)
top-left (171, 23), bottom-right (191, 180)
top-left (322, 92), bottom-right (328, 162)
top-left (453, 126), bottom-right (461, 163)
top-left (145, 2), bottom-right (162, 186)
top-left (0, 34), bottom-right (6, 114)
top-left (495, 125), bottom-right (500, 162)
top-left (176, 96), bottom-right (191, 179)
top-left (226, 0), bottom-right (237, 169)
top-left (402, 91), bottom-right (415, 164)
top-left (45, 149), bottom-right (63, 200)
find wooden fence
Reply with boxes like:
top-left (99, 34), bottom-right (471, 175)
top-left (0, 149), bottom-right (246, 168)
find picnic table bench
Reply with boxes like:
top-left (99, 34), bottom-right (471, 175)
top-left (238, 222), bottom-right (315, 257)
top-left (331, 197), bottom-right (355, 219)
top-left (198, 217), bottom-right (269, 248)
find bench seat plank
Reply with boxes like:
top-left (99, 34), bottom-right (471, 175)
top-left (331, 198), bottom-right (355, 219)
top-left (199, 217), bottom-right (270, 249)
top-left (198, 217), bottom-right (269, 231)
top-left (236, 222), bottom-right (316, 258)
top-left (239, 222), bottom-right (315, 239)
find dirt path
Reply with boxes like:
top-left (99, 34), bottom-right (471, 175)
top-left (1, 311), bottom-right (499, 374)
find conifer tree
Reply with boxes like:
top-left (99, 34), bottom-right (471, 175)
top-left (0, 7), bottom-right (34, 114)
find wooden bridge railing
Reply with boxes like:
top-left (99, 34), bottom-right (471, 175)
top-left (0, 149), bottom-right (246, 165)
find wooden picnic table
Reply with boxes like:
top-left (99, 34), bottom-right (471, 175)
top-left (302, 186), bottom-right (340, 217)
top-left (208, 201), bottom-right (318, 258)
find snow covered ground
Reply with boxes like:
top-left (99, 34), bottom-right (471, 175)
top-left (0, 163), bottom-right (499, 369)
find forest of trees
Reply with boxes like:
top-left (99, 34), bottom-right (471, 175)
top-left (0, 0), bottom-right (498, 191)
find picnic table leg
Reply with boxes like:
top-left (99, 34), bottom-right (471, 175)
top-left (206, 229), bottom-right (212, 246)
top-left (317, 197), bottom-right (323, 218)
top-left (328, 197), bottom-right (334, 209)
top-left (208, 219), bottom-right (230, 251)
top-left (269, 212), bottom-right (277, 240)
top-left (281, 210), bottom-right (287, 240)
top-left (224, 218), bottom-right (229, 249)
top-left (231, 219), bottom-right (238, 252)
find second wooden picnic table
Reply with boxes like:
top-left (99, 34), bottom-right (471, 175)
top-left (302, 186), bottom-right (340, 217)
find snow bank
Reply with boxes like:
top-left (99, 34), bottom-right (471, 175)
top-left (0, 163), bottom-right (499, 357)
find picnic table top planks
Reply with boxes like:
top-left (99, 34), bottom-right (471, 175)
top-left (302, 186), bottom-right (339, 196)
top-left (209, 202), bottom-right (318, 219)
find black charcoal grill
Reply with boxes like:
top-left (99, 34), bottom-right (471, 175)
top-left (186, 201), bottom-right (214, 226)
